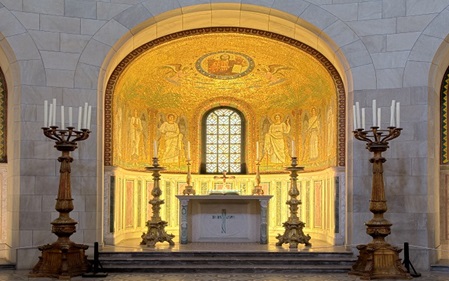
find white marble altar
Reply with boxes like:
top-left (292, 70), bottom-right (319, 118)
top-left (176, 195), bottom-right (272, 244)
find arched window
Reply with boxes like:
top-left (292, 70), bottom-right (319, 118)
top-left (201, 107), bottom-right (246, 174)
top-left (441, 66), bottom-right (449, 164)
top-left (0, 68), bottom-right (6, 163)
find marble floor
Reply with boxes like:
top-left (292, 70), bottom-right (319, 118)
top-left (1, 238), bottom-right (448, 280)
top-left (0, 270), bottom-right (447, 281)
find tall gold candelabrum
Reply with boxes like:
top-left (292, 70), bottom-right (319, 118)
top-left (349, 126), bottom-right (411, 280)
top-left (252, 160), bottom-right (263, 195)
top-left (141, 157), bottom-right (175, 247)
top-left (183, 159), bottom-right (195, 195)
top-left (30, 126), bottom-right (91, 280)
top-left (276, 157), bottom-right (311, 248)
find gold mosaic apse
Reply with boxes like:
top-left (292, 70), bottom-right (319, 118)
top-left (108, 29), bottom-right (342, 173)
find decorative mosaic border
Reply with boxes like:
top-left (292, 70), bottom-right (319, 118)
top-left (104, 27), bottom-right (346, 167)
top-left (441, 67), bottom-right (449, 164)
top-left (0, 69), bottom-right (6, 163)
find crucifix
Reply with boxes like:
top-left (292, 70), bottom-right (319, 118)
top-left (213, 171), bottom-right (235, 191)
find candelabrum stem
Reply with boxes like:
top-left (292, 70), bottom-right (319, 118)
top-left (349, 126), bottom-right (411, 279)
top-left (183, 160), bottom-right (195, 195)
top-left (252, 161), bottom-right (263, 195)
top-left (275, 157), bottom-right (311, 248)
top-left (141, 157), bottom-right (175, 247)
top-left (30, 127), bottom-right (90, 279)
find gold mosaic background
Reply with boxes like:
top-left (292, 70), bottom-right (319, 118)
top-left (110, 31), bottom-right (339, 173)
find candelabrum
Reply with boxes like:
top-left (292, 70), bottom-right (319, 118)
top-left (183, 159), bottom-right (195, 195)
top-left (30, 126), bottom-right (91, 280)
top-left (349, 126), bottom-right (411, 280)
top-left (140, 157), bottom-right (175, 248)
top-left (275, 157), bottom-right (311, 249)
top-left (252, 160), bottom-right (264, 195)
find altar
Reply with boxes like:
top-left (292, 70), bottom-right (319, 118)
top-left (176, 195), bottom-right (273, 244)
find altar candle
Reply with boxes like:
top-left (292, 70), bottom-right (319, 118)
top-left (68, 107), bottom-right (73, 127)
top-left (78, 106), bottom-right (82, 130)
top-left (390, 100), bottom-right (395, 127)
top-left (48, 103), bottom-right (53, 127)
top-left (355, 102), bottom-right (361, 129)
top-left (353, 105), bottom-right (357, 129)
top-left (377, 108), bottom-right (381, 128)
top-left (87, 105), bottom-right (92, 130)
top-left (361, 108), bottom-right (365, 130)
top-left (61, 105), bottom-right (65, 129)
top-left (256, 141), bottom-right (259, 161)
top-left (396, 102), bottom-right (400, 128)
top-left (83, 102), bottom-right (88, 129)
top-left (291, 140), bottom-right (296, 157)
top-left (44, 100), bottom-right (48, 127)
top-left (52, 98), bottom-right (56, 126)
top-left (187, 141), bottom-right (191, 160)
top-left (372, 99), bottom-right (376, 127)
top-left (154, 140), bottom-right (158, 158)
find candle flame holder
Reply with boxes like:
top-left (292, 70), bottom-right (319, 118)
top-left (349, 126), bottom-right (411, 280)
top-left (275, 157), bottom-right (311, 248)
top-left (140, 157), bottom-right (175, 247)
top-left (183, 160), bottom-right (195, 195)
top-left (30, 126), bottom-right (91, 279)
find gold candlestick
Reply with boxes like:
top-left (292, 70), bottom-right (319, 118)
top-left (30, 126), bottom-right (91, 279)
top-left (183, 159), bottom-right (195, 195)
top-left (252, 160), bottom-right (264, 195)
top-left (275, 157), bottom-right (311, 248)
top-left (141, 157), bottom-right (175, 247)
top-left (349, 126), bottom-right (411, 280)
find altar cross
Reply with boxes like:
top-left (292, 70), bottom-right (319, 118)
top-left (214, 171), bottom-right (235, 184)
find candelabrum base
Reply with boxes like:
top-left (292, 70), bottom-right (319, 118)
top-left (252, 186), bottom-right (264, 195)
top-left (275, 221), bottom-right (312, 249)
top-left (29, 241), bottom-right (90, 280)
top-left (183, 186), bottom-right (196, 195)
top-left (140, 220), bottom-right (175, 248)
top-left (348, 243), bottom-right (412, 280)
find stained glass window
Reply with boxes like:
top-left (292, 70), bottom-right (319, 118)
top-left (0, 69), bottom-right (6, 163)
top-left (441, 67), bottom-right (449, 164)
top-left (204, 107), bottom-right (243, 173)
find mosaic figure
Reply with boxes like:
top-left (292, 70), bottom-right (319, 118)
top-left (158, 113), bottom-right (183, 163)
top-left (130, 110), bottom-right (143, 157)
top-left (264, 113), bottom-right (291, 163)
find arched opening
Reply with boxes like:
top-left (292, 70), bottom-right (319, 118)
top-left (103, 27), bottom-right (346, 246)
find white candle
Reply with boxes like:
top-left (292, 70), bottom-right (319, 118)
top-left (396, 102), bottom-right (400, 128)
top-left (52, 98), bottom-right (56, 126)
top-left (154, 140), bottom-right (158, 158)
top-left (361, 108), bottom-right (365, 130)
top-left (44, 100), bottom-right (48, 127)
top-left (78, 106), bottom-right (82, 130)
top-left (356, 102), bottom-right (361, 129)
top-left (377, 108), bottom-right (381, 128)
top-left (83, 102), bottom-right (88, 129)
top-left (353, 105), bottom-right (357, 130)
top-left (372, 99), bottom-right (376, 127)
top-left (187, 141), bottom-right (191, 160)
top-left (68, 107), bottom-right (73, 127)
top-left (48, 103), bottom-right (53, 127)
top-left (291, 140), bottom-right (296, 157)
top-left (390, 100), bottom-right (395, 127)
top-left (87, 106), bottom-right (92, 130)
top-left (61, 105), bottom-right (64, 129)
top-left (256, 141), bottom-right (259, 161)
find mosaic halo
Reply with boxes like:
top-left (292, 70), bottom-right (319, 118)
top-left (195, 51), bottom-right (255, 80)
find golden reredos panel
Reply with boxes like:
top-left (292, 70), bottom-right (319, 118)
top-left (110, 31), bottom-right (340, 172)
